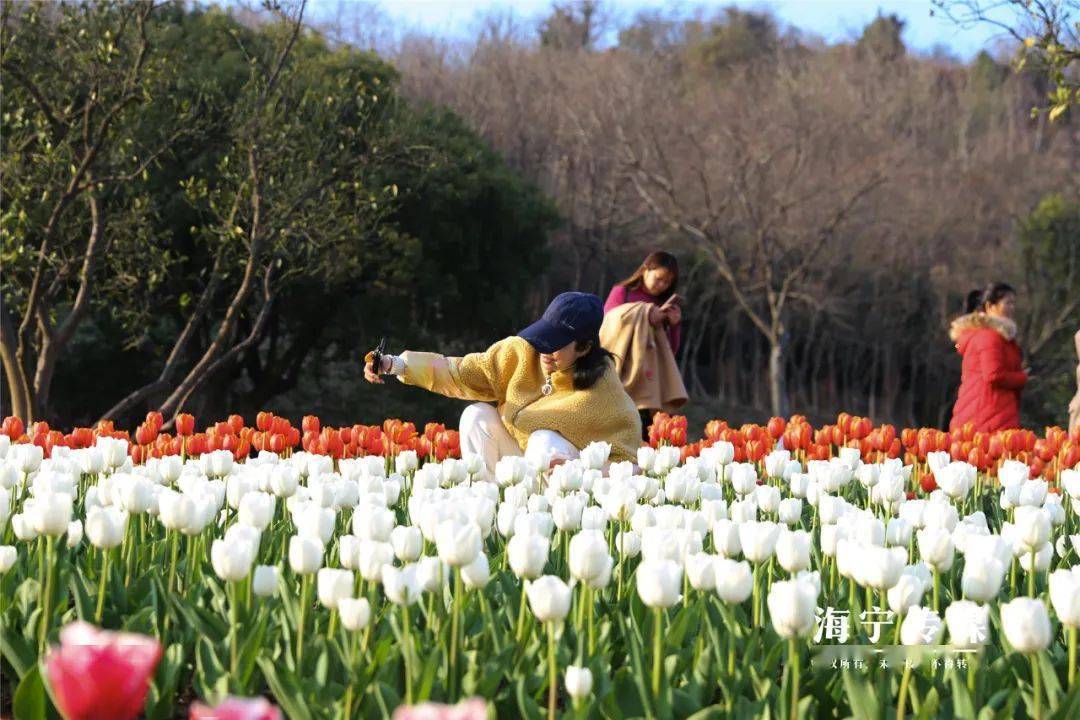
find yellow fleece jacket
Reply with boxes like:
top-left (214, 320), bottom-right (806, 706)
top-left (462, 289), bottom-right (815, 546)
top-left (397, 336), bottom-right (642, 462)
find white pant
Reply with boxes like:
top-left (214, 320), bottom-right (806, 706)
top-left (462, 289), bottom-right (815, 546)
top-left (459, 402), bottom-right (579, 477)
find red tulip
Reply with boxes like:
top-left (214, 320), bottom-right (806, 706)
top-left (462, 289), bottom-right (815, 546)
top-left (302, 415), bottom-right (321, 435)
top-left (256, 411), bottom-right (274, 432)
top-left (145, 411), bottom-right (164, 432)
top-left (175, 413), bottom-right (195, 437)
top-left (46, 622), bottom-right (162, 720)
top-left (766, 416), bottom-right (786, 439)
top-left (190, 697), bottom-right (282, 720)
top-left (2, 415), bottom-right (25, 439)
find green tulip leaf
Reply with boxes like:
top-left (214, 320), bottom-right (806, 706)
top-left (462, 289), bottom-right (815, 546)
top-left (12, 662), bottom-right (46, 720)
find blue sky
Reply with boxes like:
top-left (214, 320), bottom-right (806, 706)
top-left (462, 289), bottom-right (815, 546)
top-left (301, 0), bottom-right (1016, 58)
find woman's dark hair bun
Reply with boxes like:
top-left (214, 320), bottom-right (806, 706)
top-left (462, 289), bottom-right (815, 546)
top-left (964, 289), bottom-right (985, 314)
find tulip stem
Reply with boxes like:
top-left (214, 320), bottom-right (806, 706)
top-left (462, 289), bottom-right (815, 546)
top-left (932, 568), bottom-right (940, 614)
top-left (450, 569), bottom-right (462, 699)
top-left (297, 574), bottom-right (310, 670)
top-left (652, 607), bottom-right (664, 698)
top-left (167, 529), bottom-right (180, 597)
top-left (401, 602), bottom-right (414, 704)
top-left (1069, 626), bottom-right (1077, 688)
top-left (95, 547), bottom-right (110, 624)
top-left (39, 536), bottom-right (56, 654)
top-left (547, 622), bottom-right (558, 720)
top-left (516, 585), bottom-right (529, 645)
top-left (788, 637), bottom-right (800, 720)
top-left (1028, 549), bottom-right (1036, 597)
top-left (1031, 652), bottom-right (1042, 720)
top-left (230, 581), bottom-right (239, 689)
top-left (896, 664), bottom-right (912, 720)
top-left (343, 630), bottom-right (358, 719)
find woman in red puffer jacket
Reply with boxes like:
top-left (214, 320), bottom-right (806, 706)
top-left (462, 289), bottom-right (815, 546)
top-left (949, 283), bottom-right (1028, 432)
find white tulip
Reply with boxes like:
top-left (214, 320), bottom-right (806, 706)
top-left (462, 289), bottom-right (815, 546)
top-left (684, 552), bottom-right (716, 591)
top-left (900, 606), bottom-right (942, 645)
top-left (569, 530), bottom-right (611, 585)
top-left (390, 525), bottom-right (423, 562)
top-left (159, 490), bottom-right (195, 532)
top-left (508, 533), bottom-right (550, 580)
top-left (461, 552), bottom-right (491, 589)
top-left (916, 527), bottom-right (955, 572)
top-left (636, 559), bottom-right (682, 608)
top-left (252, 565), bottom-right (280, 597)
top-left (565, 665), bottom-right (593, 700)
top-left (775, 529), bottom-right (812, 573)
top-left (317, 568), bottom-right (354, 609)
top-left (66, 520), bottom-right (83, 548)
top-left (1048, 567), bottom-right (1080, 627)
top-left (714, 558), bottom-right (752, 603)
top-left (382, 564), bottom-right (423, 605)
top-left (85, 506), bottom-right (126, 548)
top-left (339, 597), bottom-right (372, 631)
top-left (887, 574), bottom-right (925, 616)
top-left (738, 521), bottom-right (779, 563)
top-left (0, 546), bottom-right (16, 573)
top-left (526, 575), bottom-right (573, 622)
top-left (30, 492), bottom-right (73, 536)
top-left (288, 535), bottom-right (324, 575)
top-left (945, 601), bottom-right (990, 649)
top-left (1001, 597), bottom-right (1052, 653)
top-left (777, 498), bottom-right (802, 526)
top-left (767, 577), bottom-right (818, 638)
top-left (211, 537), bottom-right (255, 582)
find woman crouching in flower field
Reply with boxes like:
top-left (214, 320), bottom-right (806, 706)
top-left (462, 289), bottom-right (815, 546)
top-left (364, 291), bottom-right (642, 476)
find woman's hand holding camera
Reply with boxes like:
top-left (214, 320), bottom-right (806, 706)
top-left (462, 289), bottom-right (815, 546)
top-left (363, 353), bottom-right (393, 384)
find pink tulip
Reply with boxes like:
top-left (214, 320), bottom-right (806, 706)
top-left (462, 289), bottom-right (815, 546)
top-left (392, 698), bottom-right (487, 720)
top-left (189, 696), bottom-right (282, 720)
top-left (45, 621), bottom-right (162, 720)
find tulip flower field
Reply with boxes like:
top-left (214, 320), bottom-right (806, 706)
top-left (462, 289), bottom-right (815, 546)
top-left (1, 411), bottom-right (1079, 720)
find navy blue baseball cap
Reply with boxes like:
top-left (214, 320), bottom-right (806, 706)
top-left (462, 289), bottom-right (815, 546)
top-left (518, 292), bottom-right (604, 354)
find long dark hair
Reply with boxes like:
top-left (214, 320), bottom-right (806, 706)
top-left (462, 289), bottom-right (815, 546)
top-left (618, 251), bottom-right (679, 303)
top-left (964, 282), bottom-right (1015, 314)
top-left (572, 337), bottom-right (615, 390)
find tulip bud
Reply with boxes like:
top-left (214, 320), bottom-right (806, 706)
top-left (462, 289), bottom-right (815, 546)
top-left (961, 553), bottom-right (1006, 603)
top-left (159, 490), bottom-right (195, 532)
top-left (1049, 567), bottom-right (1080, 627)
top-left (569, 531), bottom-right (611, 586)
top-left (685, 552), bottom-right (717, 591)
top-left (565, 665), bottom-right (593, 700)
top-left (916, 527), bottom-right (954, 572)
top-left (86, 506), bottom-right (126, 549)
top-left (66, 520), bottom-right (83, 548)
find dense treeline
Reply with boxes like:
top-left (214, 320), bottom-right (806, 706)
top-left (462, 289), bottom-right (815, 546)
top-left (375, 3), bottom-right (1079, 429)
top-left (1, 0), bottom-right (555, 429)
top-left (2, 1), bottom-right (1077, 433)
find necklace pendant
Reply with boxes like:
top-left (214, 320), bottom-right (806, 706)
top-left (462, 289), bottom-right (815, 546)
top-left (541, 377), bottom-right (553, 396)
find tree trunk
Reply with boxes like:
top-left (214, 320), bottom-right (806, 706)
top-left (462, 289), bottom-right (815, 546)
top-left (768, 331), bottom-right (788, 417)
